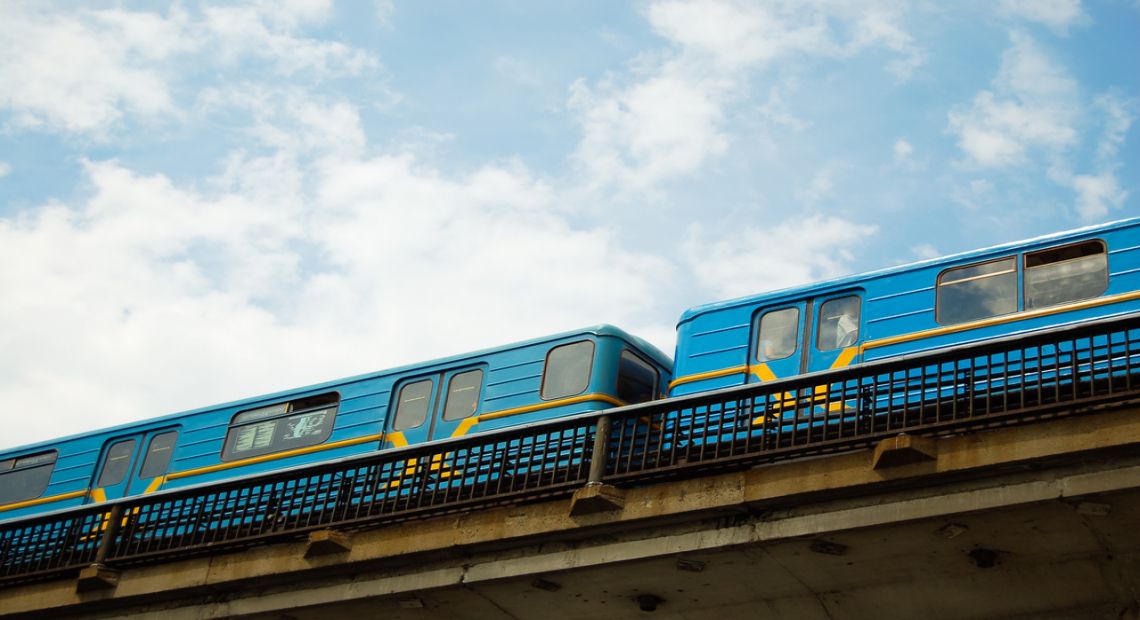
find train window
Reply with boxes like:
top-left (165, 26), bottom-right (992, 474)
top-left (221, 393), bottom-right (338, 461)
top-left (616, 350), bottom-right (658, 404)
top-left (541, 340), bottom-right (595, 400)
top-left (757, 307), bottom-right (800, 361)
top-left (0, 451), bottom-right (57, 505)
top-left (1024, 240), bottom-right (1108, 310)
top-left (937, 258), bottom-right (1017, 325)
top-left (817, 297), bottom-right (861, 351)
top-left (442, 370), bottom-right (483, 421)
top-left (394, 379), bottom-right (433, 430)
top-left (138, 431), bottom-right (179, 479)
top-left (97, 439), bottom-right (136, 487)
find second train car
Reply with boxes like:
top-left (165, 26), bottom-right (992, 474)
top-left (0, 325), bottom-right (671, 522)
top-left (669, 217), bottom-right (1140, 396)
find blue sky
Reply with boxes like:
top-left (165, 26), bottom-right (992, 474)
top-left (0, 0), bottom-right (1137, 449)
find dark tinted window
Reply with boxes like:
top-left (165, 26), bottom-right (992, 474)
top-left (139, 431), bottom-right (179, 479)
top-left (817, 296), bottom-right (861, 351)
top-left (616, 350), bottom-right (658, 404)
top-left (1025, 240), bottom-right (1107, 309)
top-left (541, 341), bottom-right (595, 400)
top-left (757, 307), bottom-right (799, 361)
top-left (222, 393), bottom-right (338, 461)
top-left (937, 258), bottom-right (1018, 325)
top-left (0, 451), bottom-right (57, 505)
top-left (442, 370), bottom-right (483, 421)
top-left (394, 380), bottom-right (433, 430)
top-left (97, 440), bottom-right (136, 487)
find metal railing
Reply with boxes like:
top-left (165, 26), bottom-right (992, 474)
top-left (3, 313), bottom-right (1140, 587)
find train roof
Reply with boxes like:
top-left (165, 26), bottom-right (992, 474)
top-left (678, 216), bottom-right (1140, 326)
top-left (3, 324), bottom-right (672, 455)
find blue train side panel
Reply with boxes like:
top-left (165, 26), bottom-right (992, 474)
top-left (671, 217), bottom-right (1140, 397)
top-left (0, 325), bottom-right (671, 522)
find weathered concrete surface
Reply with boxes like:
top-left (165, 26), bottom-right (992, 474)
top-left (4, 406), bottom-right (1140, 619)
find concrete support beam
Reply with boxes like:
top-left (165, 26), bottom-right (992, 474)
top-left (569, 483), bottom-right (626, 516)
top-left (871, 433), bottom-right (937, 469)
top-left (75, 565), bottom-right (119, 593)
top-left (304, 530), bottom-right (352, 558)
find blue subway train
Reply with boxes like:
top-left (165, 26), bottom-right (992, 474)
top-left (3, 216), bottom-right (1140, 523)
top-left (0, 326), bottom-right (671, 522)
top-left (669, 217), bottom-right (1140, 398)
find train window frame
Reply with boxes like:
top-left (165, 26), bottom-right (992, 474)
top-left (220, 393), bottom-right (339, 462)
top-left (138, 430), bottom-right (179, 479)
top-left (393, 378), bottom-right (434, 431)
top-left (96, 439), bottom-right (137, 488)
top-left (0, 450), bottom-right (58, 505)
top-left (756, 306), bottom-right (801, 361)
top-left (442, 369), bottom-right (484, 421)
top-left (936, 256), bottom-right (1018, 326)
top-left (1023, 239), bottom-right (1108, 310)
top-left (816, 296), bottom-right (861, 352)
top-left (540, 340), bottom-right (595, 401)
top-left (616, 349), bottom-right (659, 405)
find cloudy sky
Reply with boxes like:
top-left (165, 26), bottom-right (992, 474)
top-left (0, 0), bottom-right (1137, 450)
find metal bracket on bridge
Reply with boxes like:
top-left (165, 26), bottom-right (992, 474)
top-left (304, 529), bottom-right (353, 558)
top-left (872, 433), bottom-right (938, 470)
top-left (570, 482), bottom-right (627, 516)
top-left (76, 563), bottom-right (120, 593)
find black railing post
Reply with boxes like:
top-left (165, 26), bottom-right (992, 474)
top-left (587, 414), bottom-right (612, 485)
top-left (93, 505), bottom-right (124, 566)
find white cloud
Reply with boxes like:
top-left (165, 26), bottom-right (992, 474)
top-left (0, 150), bottom-right (672, 449)
top-left (1067, 172), bottom-right (1127, 220)
top-left (893, 138), bottom-right (914, 162)
top-left (0, 5), bottom-right (187, 134)
top-left (0, 2), bottom-right (376, 137)
top-left (948, 32), bottom-right (1078, 167)
top-left (198, 86), bottom-right (368, 158)
top-left (998, 0), bottom-right (1086, 33)
top-left (683, 215), bottom-right (877, 299)
top-left (911, 243), bottom-right (940, 260)
top-left (569, 0), bottom-right (923, 195)
top-left (0, 161), bottom-right (10, 178)
top-left (795, 167), bottom-right (837, 204)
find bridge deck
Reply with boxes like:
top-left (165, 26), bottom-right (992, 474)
top-left (3, 405), bottom-right (1140, 619)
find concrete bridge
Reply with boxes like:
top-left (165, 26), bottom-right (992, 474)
top-left (3, 405), bottom-right (1139, 620)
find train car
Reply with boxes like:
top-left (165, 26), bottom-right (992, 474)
top-left (0, 325), bottom-right (671, 523)
top-left (670, 217), bottom-right (1140, 397)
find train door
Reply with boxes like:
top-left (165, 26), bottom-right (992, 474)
top-left (389, 376), bottom-right (440, 447)
top-left (805, 293), bottom-right (863, 374)
top-left (750, 292), bottom-right (863, 382)
top-left (751, 302), bottom-right (809, 383)
top-left (89, 428), bottom-right (180, 502)
top-left (388, 368), bottom-right (484, 447)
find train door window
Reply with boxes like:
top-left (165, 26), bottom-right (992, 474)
top-left (97, 440), bottom-right (136, 487)
top-left (541, 340), bottom-right (595, 400)
top-left (936, 257), bottom-right (1017, 325)
top-left (394, 379), bottom-right (433, 430)
top-left (0, 451), bottom-right (57, 504)
top-left (1024, 240), bottom-right (1108, 309)
top-left (138, 431), bottom-right (179, 479)
top-left (817, 297), bottom-right (861, 351)
top-left (221, 393), bottom-right (338, 461)
top-left (442, 370), bottom-right (483, 421)
top-left (616, 350), bottom-right (658, 404)
top-left (757, 307), bottom-right (800, 361)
